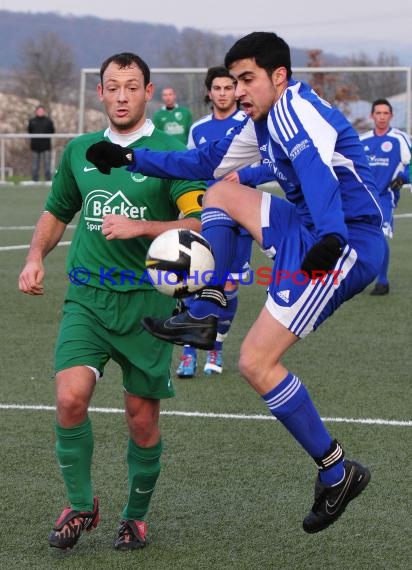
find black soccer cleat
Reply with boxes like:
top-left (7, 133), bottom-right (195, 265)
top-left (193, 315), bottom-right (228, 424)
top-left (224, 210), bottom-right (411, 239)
top-left (369, 283), bottom-right (389, 296)
top-left (141, 310), bottom-right (217, 350)
top-left (302, 459), bottom-right (371, 534)
top-left (48, 496), bottom-right (100, 550)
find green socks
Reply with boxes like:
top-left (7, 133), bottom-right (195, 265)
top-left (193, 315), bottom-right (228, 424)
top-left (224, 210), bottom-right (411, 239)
top-left (55, 419), bottom-right (162, 520)
top-left (122, 438), bottom-right (163, 520)
top-left (55, 417), bottom-right (94, 511)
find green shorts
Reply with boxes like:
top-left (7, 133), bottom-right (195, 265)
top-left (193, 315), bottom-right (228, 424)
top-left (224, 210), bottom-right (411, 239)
top-left (55, 284), bottom-right (176, 399)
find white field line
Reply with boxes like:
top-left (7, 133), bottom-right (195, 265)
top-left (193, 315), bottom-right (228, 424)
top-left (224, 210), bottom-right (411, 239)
top-left (0, 213), bottom-right (411, 231)
top-left (0, 403), bottom-right (410, 427)
top-left (2, 213), bottom-right (411, 430)
top-left (0, 223), bottom-right (75, 251)
top-left (0, 213), bottom-right (410, 231)
top-left (0, 213), bottom-right (411, 252)
top-left (0, 224), bottom-right (76, 230)
top-left (0, 241), bottom-right (71, 251)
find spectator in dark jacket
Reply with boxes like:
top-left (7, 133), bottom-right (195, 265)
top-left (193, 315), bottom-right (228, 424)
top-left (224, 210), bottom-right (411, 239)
top-left (27, 105), bottom-right (55, 181)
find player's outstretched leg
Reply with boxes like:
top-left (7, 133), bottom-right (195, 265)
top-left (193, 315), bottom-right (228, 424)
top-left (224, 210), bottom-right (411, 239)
top-left (262, 374), bottom-right (371, 534)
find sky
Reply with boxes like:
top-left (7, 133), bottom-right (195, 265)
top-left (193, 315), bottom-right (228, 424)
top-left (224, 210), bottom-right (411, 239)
top-left (0, 0), bottom-right (411, 63)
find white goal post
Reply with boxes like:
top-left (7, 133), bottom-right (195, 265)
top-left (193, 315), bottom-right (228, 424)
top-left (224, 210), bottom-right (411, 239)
top-left (78, 66), bottom-right (412, 135)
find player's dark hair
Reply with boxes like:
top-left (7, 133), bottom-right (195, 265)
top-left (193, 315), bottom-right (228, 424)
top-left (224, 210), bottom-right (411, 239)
top-left (204, 66), bottom-right (234, 91)
top-left (371, 98), bottom-right (392, 113)
top-left (224, 31), bottom-right (292, 80)
top-left (100, 52), bottom-right (151, 86)
top-left (203, 66), bottom-right (236, 104)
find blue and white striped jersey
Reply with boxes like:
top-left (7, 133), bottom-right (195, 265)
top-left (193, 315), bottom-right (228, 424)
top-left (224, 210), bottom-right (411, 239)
top-left (188, 109), bottom-right (274, 187)
top-left (359, 127), bottom-right (411, 199)
top-left (131, 79), bottom-right (383, 244)
top-left (187, 109), bottom-right (246, 149)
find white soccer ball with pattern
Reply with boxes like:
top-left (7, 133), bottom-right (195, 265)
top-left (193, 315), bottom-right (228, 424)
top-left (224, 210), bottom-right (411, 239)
top-left (145, 228), bottom-right (215, 298)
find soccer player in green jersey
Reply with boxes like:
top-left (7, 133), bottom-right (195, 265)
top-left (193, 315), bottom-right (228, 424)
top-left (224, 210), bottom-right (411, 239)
top-left (152, 86), bottom-right (193, 144)
top-left (18, 52), bottom-right (206, 552)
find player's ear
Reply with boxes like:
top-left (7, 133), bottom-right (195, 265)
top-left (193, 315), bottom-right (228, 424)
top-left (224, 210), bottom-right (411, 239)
top-left (271, 66), bottom-right (287, 87)
top-left (97, 82), bottom-right (104, 102)
top-left (145, 82), bottom-right (155, 102)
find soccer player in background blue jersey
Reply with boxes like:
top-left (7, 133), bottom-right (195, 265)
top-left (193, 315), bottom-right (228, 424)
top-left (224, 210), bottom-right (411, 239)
top-left (87, 32), bottom-right (385, 534)
top-left (360, 98), bottom-right (411, 296)
top-left (177, 66), bottom-right (273, 378)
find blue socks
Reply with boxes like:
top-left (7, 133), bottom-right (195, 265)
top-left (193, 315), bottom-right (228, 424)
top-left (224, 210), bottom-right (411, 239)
top-left (376, 238), bottom-right (390, 285)
top-left (201, 207), bottom-right (238, 284)
top-left (215, 288), bottom-right (238, 350)
top-left (182, 345), bottom-right (197, 358)
top-left (263, 373), bottom-right (344, 486)
top-left (189, 207), bottom-right (238, 319)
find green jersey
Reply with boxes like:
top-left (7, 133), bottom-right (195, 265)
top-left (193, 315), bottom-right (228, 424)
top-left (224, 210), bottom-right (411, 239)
top-left (45, 121), bottom-right (205, 292)
top-left (152, 105), bottom-right (193, 144)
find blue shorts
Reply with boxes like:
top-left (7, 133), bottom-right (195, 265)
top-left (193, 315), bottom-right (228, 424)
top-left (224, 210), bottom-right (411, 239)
top-left (260, 192), bottom-right (385, 338)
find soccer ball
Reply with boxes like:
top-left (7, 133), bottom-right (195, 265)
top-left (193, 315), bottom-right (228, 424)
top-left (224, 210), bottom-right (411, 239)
top-left (145, 228), bottom-right (215, 298)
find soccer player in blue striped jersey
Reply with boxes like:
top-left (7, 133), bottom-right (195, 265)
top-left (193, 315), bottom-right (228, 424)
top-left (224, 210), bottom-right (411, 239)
top-left (87, 32), bottom-right (385, 534)
top-left (177, 66), bottom-right (274, 378)
top-left (359, 98), bottom-right (411, 296)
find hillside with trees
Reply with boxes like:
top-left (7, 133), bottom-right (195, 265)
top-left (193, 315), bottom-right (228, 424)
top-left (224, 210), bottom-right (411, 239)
top-left (0, 10), bottom-right (323, 72)
top-left (0, 10), bottom-right (407, 180)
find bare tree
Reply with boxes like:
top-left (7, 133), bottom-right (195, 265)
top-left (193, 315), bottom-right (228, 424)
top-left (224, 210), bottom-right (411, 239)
top-left (293, 49), bottom-right (408, 132)
top-left (158, 29), bottom-right (233, 119)
top-left (3, 32), bottom-right (102, 178)
top-left (303, 49), bottom-right (358, 111)
top-left (343, 52), bottom-right (405, 100)
top-left (14, 31), bottom-right (77, 110)
top-left (161, 28), bottom-right (230, 68)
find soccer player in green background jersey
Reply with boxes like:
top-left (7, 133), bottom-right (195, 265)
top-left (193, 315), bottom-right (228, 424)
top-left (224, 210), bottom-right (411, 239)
top-left (152, 86), bottom-right (193, 144)
top-left (18, 52), bottom-right (206, 551)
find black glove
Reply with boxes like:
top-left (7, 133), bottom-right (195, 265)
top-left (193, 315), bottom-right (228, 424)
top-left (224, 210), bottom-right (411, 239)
top-left (389, 176), bottom-right (405, 191)
top-left (301, 235), bottom-right (343, 275)
top-left (86, 141), bottom-right (135, 175)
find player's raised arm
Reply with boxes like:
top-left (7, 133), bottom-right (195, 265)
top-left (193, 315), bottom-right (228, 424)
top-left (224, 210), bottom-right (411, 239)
top-left (86, 119), bottom-right (261, 181)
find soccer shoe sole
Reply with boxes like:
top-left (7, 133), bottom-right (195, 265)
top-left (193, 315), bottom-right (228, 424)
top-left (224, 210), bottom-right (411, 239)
top-left (177, 370), bottom-right (197, 378)
top-left (203, 363), bottom-right (223, 375)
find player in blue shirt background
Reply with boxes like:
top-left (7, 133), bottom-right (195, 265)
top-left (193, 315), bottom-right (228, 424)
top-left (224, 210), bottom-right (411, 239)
top-left (359, 98), bottom-right (411, 295)
top-left (87, 32), bottom-right (385, 535)
top-left (177, 66), bottom-right (273, 378)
